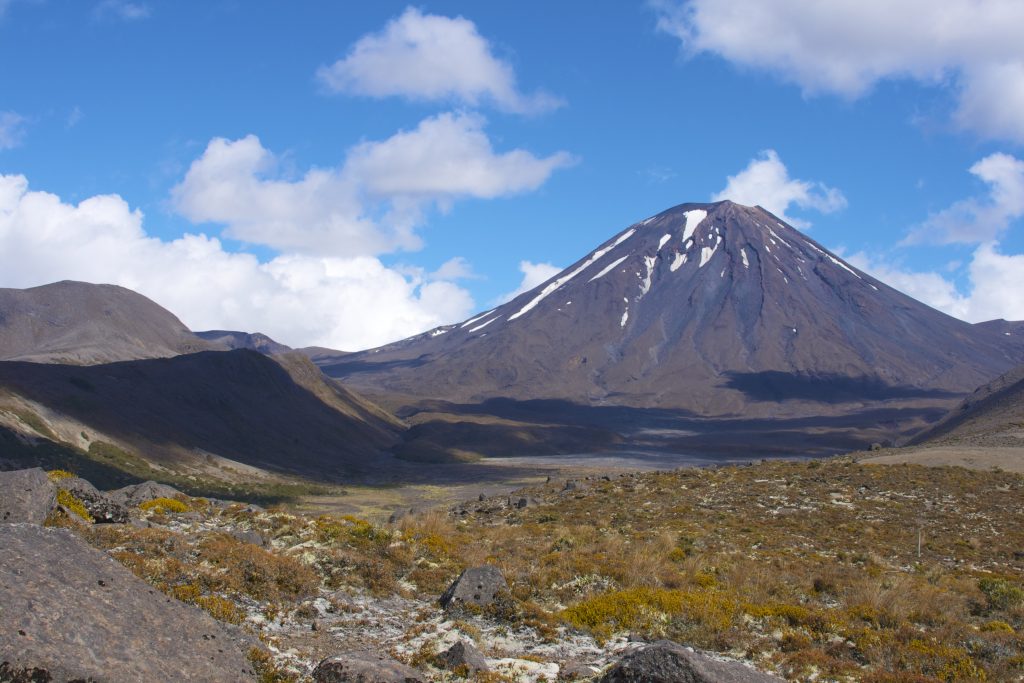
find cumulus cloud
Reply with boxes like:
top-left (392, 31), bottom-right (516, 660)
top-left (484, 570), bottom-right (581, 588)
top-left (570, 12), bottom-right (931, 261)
top-left (846, 244), bottom-right (1024, 323)
top-left (171, 135), bottom-right (393, 256)
top-left (712, 150), bottom-right (846, 228)
top-left (317, 7), bottom-right (561, 114)
top-left (495, 260), bottom-right (562, 304)
top-left (0, 173), bottom-right (474, 351)
top-left (907, 152), bottom-right (1024, 244)
top-left (654, 0), bottom-right (1024, 143)
top-left (0, 111), bottom-right (26, 150)
top-left (172, 113), bottom-right (574, 256)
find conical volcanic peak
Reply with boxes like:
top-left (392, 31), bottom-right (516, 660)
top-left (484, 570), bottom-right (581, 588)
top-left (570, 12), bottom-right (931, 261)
top-left (320, 201), bottom-right (1023, 423)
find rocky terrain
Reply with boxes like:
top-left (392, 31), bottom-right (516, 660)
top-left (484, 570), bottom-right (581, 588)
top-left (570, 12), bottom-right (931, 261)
top-left (2, 458), bottom-right (1020, 682)
top-left (321, 201), bottom-right (1024, 458)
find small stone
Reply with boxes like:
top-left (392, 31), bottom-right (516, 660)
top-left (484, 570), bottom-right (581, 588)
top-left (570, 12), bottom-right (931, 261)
top-left (560, 661), bottom-right (600, 680)
top-left (313, 651), bottom-right (425, 683)
top-left (438, 640), bottom-right (489, 674)
top-left (478, 493), bottom-right (486, 501)
top-left (515, 497), bottom-right (529, 509)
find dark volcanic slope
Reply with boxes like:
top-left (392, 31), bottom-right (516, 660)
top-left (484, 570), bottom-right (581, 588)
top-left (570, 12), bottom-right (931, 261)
top-left (906, 363), bottom-right (1024, 447)
top-left (195, 329), bottom-right (292, 355)
top-left (0, 281), bottom-right (220, 364)
top-left (322, 201), bottom-right (1023, 418)
top-left (0, 350), bottom-right (403, 478)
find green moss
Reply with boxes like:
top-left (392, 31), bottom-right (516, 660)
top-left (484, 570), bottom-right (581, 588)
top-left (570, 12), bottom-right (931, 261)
top-left (46, 469), bottom-right (76, 482)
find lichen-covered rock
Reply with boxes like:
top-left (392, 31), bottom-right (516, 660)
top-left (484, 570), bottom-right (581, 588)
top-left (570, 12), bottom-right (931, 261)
top-left (106, 480), bottom-right (185, 507)
top-left (313, 651), bottom-right (425, 683)
top-left (0, 468), bottom-right (55, 524)
top-left (438, 640), bottom-right (489, 674)
top-left (439, 565), bottom-right (509, 611)
top-left (57, 476), bottom-right (131, 523)
top-left (598, 641), bottom-right (782, 682)
top-left (0, 524), bottom-right (256, 682)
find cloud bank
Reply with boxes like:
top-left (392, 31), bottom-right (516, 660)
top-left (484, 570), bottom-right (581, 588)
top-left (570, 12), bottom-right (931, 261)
top-left (0, 173), bottom-right (474, 351)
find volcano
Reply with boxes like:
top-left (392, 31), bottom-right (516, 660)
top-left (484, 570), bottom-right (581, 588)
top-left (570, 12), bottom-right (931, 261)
top-left (319, 201), bottom-right (1024, 455)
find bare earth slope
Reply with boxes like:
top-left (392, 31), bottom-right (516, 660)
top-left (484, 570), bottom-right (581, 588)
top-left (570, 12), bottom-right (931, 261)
top-left (320, 201), bottom-right (1024, 456)
top-left (0, 280), bottom-right (221, 364)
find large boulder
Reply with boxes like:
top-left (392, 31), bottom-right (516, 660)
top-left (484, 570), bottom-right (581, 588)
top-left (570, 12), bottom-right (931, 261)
top-left (439, 565), bottom-right (510, 611)
top-left (57, 476), bottom-right (131, 523)
top-left (0, 468), bottom-right (55, 524)
top-left (598, 641), bottom-right (782, 682)
top-left (107, 480), bottom-right (186, 507)
top-left (312, 651), bottom-right (425, 683)
top-left (0, 524), bottom-right (256, 682)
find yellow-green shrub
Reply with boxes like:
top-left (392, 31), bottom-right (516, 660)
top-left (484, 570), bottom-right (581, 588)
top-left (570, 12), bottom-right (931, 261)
top-left (57, 489), bottom-right (93, 522)
top-left (140, 497), bottom-right (189, 514)
top-left (47, 469), bottom-right (76, 482)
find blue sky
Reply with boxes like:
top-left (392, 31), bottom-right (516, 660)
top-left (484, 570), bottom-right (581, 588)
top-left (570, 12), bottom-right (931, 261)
top-left (1, 1), bottom-right (1023, 350)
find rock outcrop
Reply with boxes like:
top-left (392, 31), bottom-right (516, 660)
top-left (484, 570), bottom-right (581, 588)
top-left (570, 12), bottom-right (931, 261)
top-left (0, 524), bottom-right (256, 681)
top-left (598, 640), bottom-right (782, 682)
top-left (312, 651), bottom-right (425, 683)
top-left (0, 468), bottom-right (55, 524)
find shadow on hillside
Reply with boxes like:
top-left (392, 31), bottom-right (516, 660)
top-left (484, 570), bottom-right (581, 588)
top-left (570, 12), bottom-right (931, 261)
top-left (721, 371), bottom-right (963, 403)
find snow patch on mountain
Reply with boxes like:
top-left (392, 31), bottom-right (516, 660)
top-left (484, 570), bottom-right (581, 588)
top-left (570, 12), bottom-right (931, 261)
top-left (589, 255), bottom-right (629, 282)
top-left (681, 209), bottom-right (708, 243)
top-left (509, 229), bottom-right (636, 321)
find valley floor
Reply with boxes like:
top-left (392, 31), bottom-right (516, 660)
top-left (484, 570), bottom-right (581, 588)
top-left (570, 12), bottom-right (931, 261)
top-left (43, 455), bottom-right (1024, 682)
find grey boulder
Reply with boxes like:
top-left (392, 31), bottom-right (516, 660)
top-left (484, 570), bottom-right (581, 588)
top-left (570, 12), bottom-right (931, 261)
top-left (438, 640), bottom-right (489, 674)
top-left (599, 641), bottom-right (782, 682)
top-left (0, 468), bottom-right (55, 524)
top-left (439, 565), bottom-right (510, 611)
top-left (107, 480), bottom-right (185, 507)
top-left (313, 651), bottom-right (425, 683)
top-left (0, 524), bottom-right (256, 682)
top-left (57, 476), bottom-right (131, 523)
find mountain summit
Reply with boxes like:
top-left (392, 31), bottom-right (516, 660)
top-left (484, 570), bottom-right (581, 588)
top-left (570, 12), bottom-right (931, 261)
top-left (324, 201), bottom-right (1021, 417)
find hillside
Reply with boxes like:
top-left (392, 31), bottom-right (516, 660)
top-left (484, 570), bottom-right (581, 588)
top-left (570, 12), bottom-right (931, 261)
top-left (0, 281), bottom-right (221, 364)
top-left (905, 362), bottom-right (1024, 448)
top-left (0, 349), bottom-right (405, 485)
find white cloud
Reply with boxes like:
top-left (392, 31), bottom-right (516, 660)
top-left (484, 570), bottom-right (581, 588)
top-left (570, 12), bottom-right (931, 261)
top-left (0, 111), bottom-right (26, 150)
top-left (712, 149), bottom-right (846, 228)
top-left (654, 0), bottom-right (1024, 143)
top-left (0, 173), bottom-right (474, 351)
top-left (495, 260), bottom-right (562, 304)
top-left (847, 244), bottom-right (1024, 323)
top-left (94, 0), bottom-right (150, 21)
top-left (345, 112), bottom-right (576, 199)
top-left (428, 256), bottom-right (478, 281)
top-left (172, 113), bottom-right (573, 256)
top-left (907, 152), bottom-right (1024, 244)
top-left (317, 7), bottom-right (561, 114)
